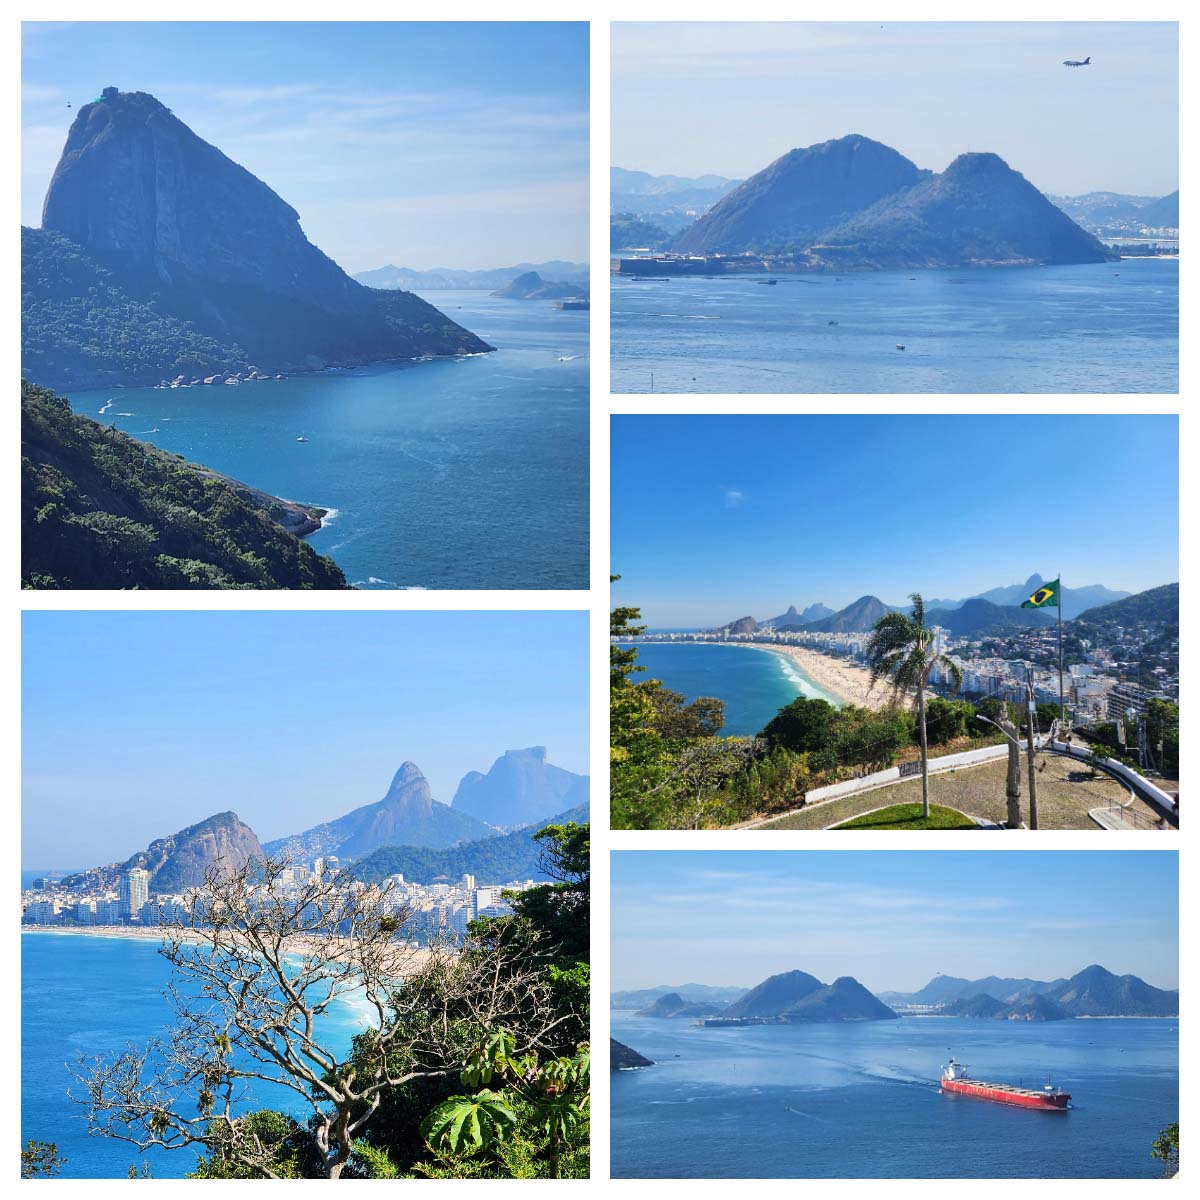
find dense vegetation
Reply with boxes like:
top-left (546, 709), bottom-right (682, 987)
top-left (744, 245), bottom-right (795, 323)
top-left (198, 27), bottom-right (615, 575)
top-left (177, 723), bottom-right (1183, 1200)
top-left (350, 803), bottom-right (590, 886)
top-left (611, 584), bottom-right (1015, 830)
top-left (320, 824), bottom-right (589, 1179)
top-left (21, 227), bottom-right (252, 389)
top-left (1075, 582), bottom-right (1179, 626)
top-left (22, 380), bottom-right (347, 589)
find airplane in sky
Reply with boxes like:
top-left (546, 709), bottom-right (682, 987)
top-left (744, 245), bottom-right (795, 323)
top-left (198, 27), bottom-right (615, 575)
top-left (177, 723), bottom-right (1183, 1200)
top-left (1063, 56), bottom-right (1092, 67)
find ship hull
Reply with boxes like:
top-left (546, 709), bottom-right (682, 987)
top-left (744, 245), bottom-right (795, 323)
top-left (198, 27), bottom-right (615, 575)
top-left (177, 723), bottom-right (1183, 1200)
top-left (941, 1078), bottom-right (1069, 1110)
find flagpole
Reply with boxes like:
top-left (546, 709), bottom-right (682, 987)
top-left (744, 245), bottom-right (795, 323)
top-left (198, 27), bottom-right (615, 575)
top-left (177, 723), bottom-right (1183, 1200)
top-left (1057, 574), bottom-right (1065, 734)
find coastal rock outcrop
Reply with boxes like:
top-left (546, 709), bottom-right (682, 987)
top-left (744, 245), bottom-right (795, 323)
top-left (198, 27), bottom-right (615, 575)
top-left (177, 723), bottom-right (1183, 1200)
top-left (25, 87), bottom-right (492, 388)
top-left (61, 810), bottom-right (265, 892)
top-left (611, 1038), bottom-right (655, 1070)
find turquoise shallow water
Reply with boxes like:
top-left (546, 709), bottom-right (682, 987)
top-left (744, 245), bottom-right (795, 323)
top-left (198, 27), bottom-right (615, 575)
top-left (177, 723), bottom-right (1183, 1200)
top-left (21, 933), bottom-right (371, 1178)
top-left (611, 1013), bottom-right (1178, 1178)
top-left (66, 291), bottom-right (589, 589)
top-left (611, 258), bottom-right (1178, 393)
top-left (622, 642), bottom-right (840, 735)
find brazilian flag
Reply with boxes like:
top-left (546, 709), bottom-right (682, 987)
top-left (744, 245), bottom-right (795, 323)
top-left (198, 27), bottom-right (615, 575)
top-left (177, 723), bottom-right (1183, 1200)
top-left (1022, 579), bottom-right (1060, 609)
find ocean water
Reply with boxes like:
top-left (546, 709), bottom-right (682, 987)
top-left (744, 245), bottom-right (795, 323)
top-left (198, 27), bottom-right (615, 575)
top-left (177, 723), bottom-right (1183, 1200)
top-left (621, 642), bottom-right (840, 735)
top-left (21, 933), bottom-right (371, 1178)
top-left (611, 259), bottom-right (1178, 393)
top-left (611, 1013), bottom-right (1178, 1178)
top-left (66, 292), bottom-right (588, 589)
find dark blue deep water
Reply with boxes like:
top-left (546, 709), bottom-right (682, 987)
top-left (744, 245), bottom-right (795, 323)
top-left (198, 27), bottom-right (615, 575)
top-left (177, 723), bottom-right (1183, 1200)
top-left (22, 933), bottom-right (369, 1178)
top-left (67, 292), bottom-right (589, 589)
top-left (611, 259), bottom-right (1178, 393)
top-left (620, 642), bottom-right (839, 735)
top-left (611, 1013), bottom-right (1178, 1178)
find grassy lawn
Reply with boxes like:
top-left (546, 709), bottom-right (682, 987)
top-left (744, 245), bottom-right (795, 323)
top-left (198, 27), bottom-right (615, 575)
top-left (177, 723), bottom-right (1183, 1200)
top-left (833, 803), bottom-right (978, 830)
top-left (756, 753), bottom-right (1152, 831)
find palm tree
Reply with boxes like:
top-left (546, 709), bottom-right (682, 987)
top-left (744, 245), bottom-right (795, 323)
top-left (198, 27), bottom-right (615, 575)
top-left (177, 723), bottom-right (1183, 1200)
top-left (865, 594), bottom-right (963, 820)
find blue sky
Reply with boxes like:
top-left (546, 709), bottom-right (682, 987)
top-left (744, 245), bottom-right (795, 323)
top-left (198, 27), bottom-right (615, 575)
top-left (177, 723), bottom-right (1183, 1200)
top-left (611, 851), bottom-right (1178, 993)
top-left (22, 22), bottom-right (588, 271)
top-left (22, 611), bottom-right (589, 870)
top-left (611, 415), bottom-right (1178, 628)
top-left (613, 22), bottom-right (1178, 197)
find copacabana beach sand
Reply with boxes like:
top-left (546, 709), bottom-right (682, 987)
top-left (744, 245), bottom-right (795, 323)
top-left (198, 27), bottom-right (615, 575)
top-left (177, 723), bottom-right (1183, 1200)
top-left (753, 644), bottom-right (892, 712)
top-left (22, 925), bottom-right (441, 969)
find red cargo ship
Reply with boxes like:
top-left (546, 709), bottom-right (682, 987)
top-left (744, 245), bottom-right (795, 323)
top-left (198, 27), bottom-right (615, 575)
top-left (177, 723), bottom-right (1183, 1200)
top-left (940, 1058), bottom-right (1070, 1110)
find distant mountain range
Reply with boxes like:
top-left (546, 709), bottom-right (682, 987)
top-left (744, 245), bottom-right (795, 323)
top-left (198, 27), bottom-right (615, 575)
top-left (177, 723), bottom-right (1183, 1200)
top-left (59, 749), bottom-right (588, 894)
top-left (23, 87), bottom-right (489, 390)
top-left (882, 965), bottom-right (1177, 1018)
top-left (720, 969), bottom-right (898, 1023)
top-left (353, 262), bottom-right (588, 291)
top-left (452, 747), bottom-right (590, 828)
top-left (761, 603), bottom-right (834, 628)
top-left (610, 167), bottom-right (739, 227)
top-left (715, 575), bottom-right (1151, 639)
top-left (1049, 190), bottom-right (1178, 234)
top-left (264, 748), bottom-right (587, 860)
top-left (611, 983), bottom-right (750, 1009)
top-left (925, 574), bottom-right (1131, 621)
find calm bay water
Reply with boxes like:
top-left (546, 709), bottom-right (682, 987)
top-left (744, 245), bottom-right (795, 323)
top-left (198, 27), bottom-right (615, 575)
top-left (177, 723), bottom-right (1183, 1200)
top-left (21, 933), bottom-right (369, 1178)
top-left (611, 259), bottom-right (1178, 393)
top-left (611, 1013), bottom-right (1178, 1178)
top-left (622, 642), bottom-right (839, 735)
top-left (67, 292), bottom-right (588, 589)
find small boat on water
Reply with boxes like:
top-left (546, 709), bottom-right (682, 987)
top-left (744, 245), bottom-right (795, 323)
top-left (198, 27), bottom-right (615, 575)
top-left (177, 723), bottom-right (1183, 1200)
top-left (296, 436), bottom-right (309, 443)
top-left (757, 279), bottom-right (778, 286)
top-left (940, 1059), bottom-right (1070, 1111)
top-left (896, 344), bottom-right (906, 350)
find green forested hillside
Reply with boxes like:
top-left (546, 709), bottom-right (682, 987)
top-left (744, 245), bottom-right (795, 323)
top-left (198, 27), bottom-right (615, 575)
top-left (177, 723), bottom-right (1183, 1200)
top-left (22, 380), bottom-right (348, 589)
top-left (350, 804), bottom-right (589, 885)
top-left (21, 227), bottom-right (252, 389)
top-left (1074, 582), bottom-right (1178, 626)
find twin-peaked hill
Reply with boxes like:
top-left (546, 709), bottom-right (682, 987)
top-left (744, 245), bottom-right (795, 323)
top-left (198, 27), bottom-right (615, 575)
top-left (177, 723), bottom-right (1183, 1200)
top-left (669, 134), bottom-right (1113, 268)
top-left (721, 969), bottom-right (898, 1023)
top-left (24, 87), bottom-right (490, 388)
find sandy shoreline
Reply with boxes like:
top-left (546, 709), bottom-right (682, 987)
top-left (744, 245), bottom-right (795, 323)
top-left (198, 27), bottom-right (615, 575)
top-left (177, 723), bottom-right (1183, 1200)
top-left (22, 925), bottom-right (439, 969)
top-left (747, 643), bottom-right (890, 712)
